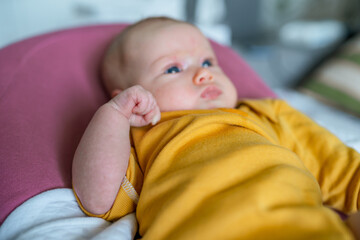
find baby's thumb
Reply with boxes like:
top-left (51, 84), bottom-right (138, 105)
top-left (151, 111), bottom-right (161, 125)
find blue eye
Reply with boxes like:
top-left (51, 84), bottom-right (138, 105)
top-left (202, 59), bottom-right (212, 68)
top-left (165, 66), bottom-right (181, 74)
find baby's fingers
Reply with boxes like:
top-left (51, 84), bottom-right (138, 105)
top-left (151, 110), bottom-right (161, 125)
top-left (130, 103), bottom-right (160, 127)
top-left (132, 91), bottom-right (156, 116)
top-left (145, 105), bottom-right (161, 125)
top-left (127, 87), bottom-right (161, 127)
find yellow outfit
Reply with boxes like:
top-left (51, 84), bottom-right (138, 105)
top-left (77, 99), bottom-right (359, 239)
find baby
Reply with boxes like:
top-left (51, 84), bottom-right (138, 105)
top-left (73, 17), bottom-right (360, 239)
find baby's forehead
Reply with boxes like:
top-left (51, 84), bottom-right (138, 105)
top-left (129, 22), bottom-right (207, 51)
top-left (130, 21), bottom-right (202, 41)
top-left (118, 20), bottom-right (214, 67)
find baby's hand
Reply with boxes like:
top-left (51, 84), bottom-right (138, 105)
top-left (109, 85), bottom-right (161, 127)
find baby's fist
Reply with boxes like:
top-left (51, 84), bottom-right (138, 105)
top-left (109, 85), bottom-right (161, 127)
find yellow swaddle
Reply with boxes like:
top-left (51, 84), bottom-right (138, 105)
top-left (77, 99), bottom-right (358, 239)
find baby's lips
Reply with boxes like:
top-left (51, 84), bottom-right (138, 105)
top-left (200, 86), bottom-right (222, 100)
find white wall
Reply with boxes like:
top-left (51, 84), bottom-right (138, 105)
top-left (0, 0), bottom-right (186, 48)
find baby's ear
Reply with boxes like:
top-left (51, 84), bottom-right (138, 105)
top-left (111, 89), bottom-right (122, 98)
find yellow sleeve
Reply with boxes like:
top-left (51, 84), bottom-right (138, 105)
top-left (268, 99), bottom-right (360, 214)
top-left (74, 147), bottom-right (143, 221)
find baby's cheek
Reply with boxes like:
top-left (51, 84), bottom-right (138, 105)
top-left (221, 76), bottom-right (238, 107)
top-left (154, 86), bottom-right (195, 111)
top-left (227, 85), bottom-right (238, 108)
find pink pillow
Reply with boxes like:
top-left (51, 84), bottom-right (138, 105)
top-left (0, 24), bottom-right (276, 223)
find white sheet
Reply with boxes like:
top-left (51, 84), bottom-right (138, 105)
top-left (1, 89), bottom-right (359, 240)
top-left (0, 188), bottom-right (137, 240)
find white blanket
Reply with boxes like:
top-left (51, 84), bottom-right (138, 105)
top-left (0, 189), bottom-right (137, 240)
top-left (1, 89), bottom-right (359, 240)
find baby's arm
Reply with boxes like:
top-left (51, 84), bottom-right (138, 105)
top-left (72, 85), bottom-right (160, 215)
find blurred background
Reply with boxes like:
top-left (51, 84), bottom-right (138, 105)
top-left (1, 0), bottom-right (360, 148)
top-left (0, 0), bottom-right (359, 88)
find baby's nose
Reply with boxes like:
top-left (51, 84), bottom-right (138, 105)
top-left (193, 68), bottom-right (214, 85)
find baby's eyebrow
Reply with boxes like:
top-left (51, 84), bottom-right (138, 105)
top-left (149, 56), bottom-right (173, 70)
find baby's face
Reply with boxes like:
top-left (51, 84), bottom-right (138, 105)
top-left (125, 22), bottom-right (238, 111)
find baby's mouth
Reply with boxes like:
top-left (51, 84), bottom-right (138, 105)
top-left (200, 86), bottom-right (222, 100)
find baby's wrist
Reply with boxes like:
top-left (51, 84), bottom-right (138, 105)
top-left (105, 101), bottom-right (131, 122)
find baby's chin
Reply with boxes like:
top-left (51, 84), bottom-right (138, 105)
top-left (177, 102), bottom-right (235, 111)
top-left (199, 98), bottom-right (237, 110)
